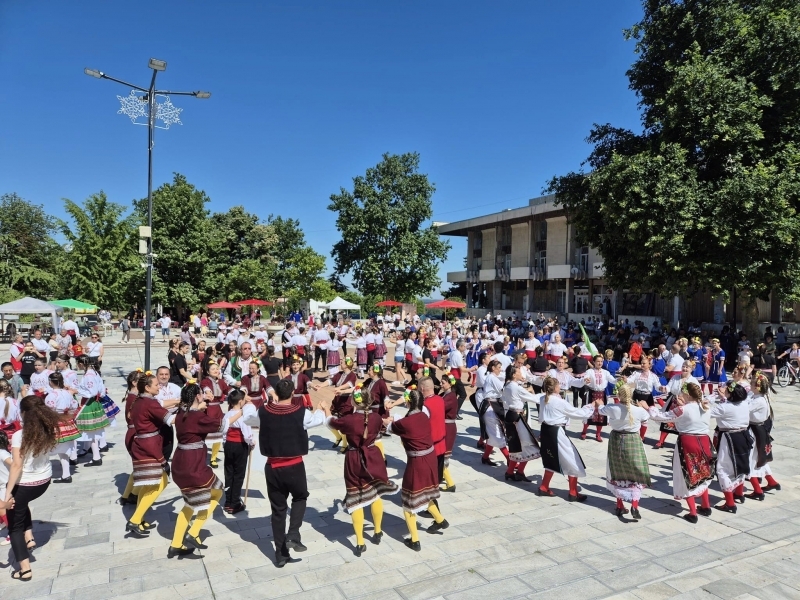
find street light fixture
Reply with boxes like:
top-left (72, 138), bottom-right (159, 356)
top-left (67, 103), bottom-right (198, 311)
top-left (84, 58), bottom-right (210, 370)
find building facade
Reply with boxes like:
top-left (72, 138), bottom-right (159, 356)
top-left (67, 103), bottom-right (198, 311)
top-left (438, 195), bottom-right (796, 327)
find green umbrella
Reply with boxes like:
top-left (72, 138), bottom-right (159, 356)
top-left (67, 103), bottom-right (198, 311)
top-left (51, 299), bottom-right (98, 311)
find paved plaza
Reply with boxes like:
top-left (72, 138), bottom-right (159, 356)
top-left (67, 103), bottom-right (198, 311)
top-left (3, 337), bottom-right (800, 600)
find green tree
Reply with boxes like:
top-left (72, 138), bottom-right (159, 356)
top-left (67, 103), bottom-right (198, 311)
top-left (225, 258), bottom-right (276, 302)
top-left (60, 192), bottom-right (138, 310)
top-left (0, 193), bottom-right (61, 296)
top-left (133, 174), bottom-right (211, 309)
top-left (266, 215), bottom-right (329, 300)
top-left (548, 0), bottom-right (800, 336)
top-left (328, 152), bottom-right (450, 301)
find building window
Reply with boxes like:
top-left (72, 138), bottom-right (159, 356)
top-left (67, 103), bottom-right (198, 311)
top-left (534, 221), bottom-right (547, 269)
top-left (593, 285), bottom-right (613, 316)
top-left (498, 225), bottom-right (512, 257)
top-left (473, 231), bottom-right (482, 258)
top-left (574, 287), bottom-right (589, 314)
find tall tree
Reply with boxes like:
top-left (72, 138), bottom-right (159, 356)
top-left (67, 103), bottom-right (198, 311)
top-left (60, 192), bottom-right (138, 310)
top-left (328, 152), bottom-right (450, 300)
top-left (266, 215), bottom-right (328, 299)
top-left (548, 0), bottom-right (800, 336)
top-left (0, 193), bottom-right (61, 296)
top-left (133, 174), bottom-right (211, 309)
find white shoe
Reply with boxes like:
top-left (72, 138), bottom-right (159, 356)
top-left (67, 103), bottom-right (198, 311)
top-left (0, 537), bottom-right (10, 546)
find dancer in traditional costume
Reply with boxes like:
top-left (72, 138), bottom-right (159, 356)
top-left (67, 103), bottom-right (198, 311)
top-left (241, 360), bottom-right (271, 411)
top-left (200, 362), bottom-right (229, 469)
top-left (536, 377), bottom-right (597, 501)
top-left (747, 371), bottom-right (780, 499)
top-left (599, 383), bottom-right (651, 518)
top-left (384, 389), bottom-right (449, 552)
top-left (127, 372), bottom-right (174, 537)
top-left (285, 355), bottom-right (313, 409)
top-left (501, 366), bottom-right (541, 483)
top-left (118, 370), bottom-right (145, 505)
top-left (709, 382), bottom-right (752, 513)
top-left (689, 338), bottom-right (706, 381)
top-left (708, 338), bottom-right (727, 384)
top-left (644, 382), bottom-right (714, 523)
top-left (327, 383), bottom-right (398, 556)
top-left (626, 357), bottom-right (662, 439)
top-left (168, 383), bottom-right (247, 557)
top-left (327, 331), bottom-right (343, 379)
top-left (480, 360), bottom-right (511, 467)
top-left (472, 352), bottom-right (490, 449)
top-left (223, 388), bottom-right (258, 514)
top-left (74, 356), bottom-right (109, 467)
top-left (439, 375), bottom-right (458, 492)
top-left (374, 327), bottom-right (387, 367)
top-left (354, 329), bottom-right (368, 377)
top-left (580, 354), bottom-right (618, 442)
top-left (44, 372), bottom-right (79, 483)
top-left (313, 357), bottom-right (357, 451)
top-left (654, 360), bottom-right (699, 449)
top-left (28, 360), bottom-right (52, 398)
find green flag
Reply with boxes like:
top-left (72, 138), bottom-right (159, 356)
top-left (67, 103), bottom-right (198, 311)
top-left (579, 323), bottom-right (598, 357)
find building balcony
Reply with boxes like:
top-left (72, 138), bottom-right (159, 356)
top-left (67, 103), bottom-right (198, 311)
top-left (446, 271), bottom-right (467, 283)
top-left (479, 269), bottom-right (496, 281)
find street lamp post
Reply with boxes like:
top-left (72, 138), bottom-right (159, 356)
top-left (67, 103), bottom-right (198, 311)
top-left (84, 59), bottom-right (210, 370)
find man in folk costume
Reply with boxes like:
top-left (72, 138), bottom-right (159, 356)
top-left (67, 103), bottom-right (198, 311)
top-left (290, 325), bottom-right (312, 370)
top-left (223, 342), bottom-right (266, 387)
top-left (285, 355), bottom-right (313, 409)
top-left (258, 379), bottom-right (329, 567)
top-left (281, 322), bottom-right (296, 369)
top-left (312, 322), bottom-right (329, 372)
top-left (447, 339), bottom-right (469, 419)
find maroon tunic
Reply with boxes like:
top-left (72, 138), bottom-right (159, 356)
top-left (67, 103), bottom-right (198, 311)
top-left (391, 410), bottom-right (441, 513)
top-left (286, 373), bottom-right (312, 409)
top-left (442, 391), bottom-right (458, 461)
top-left (201, 376), bottom-right (230, 444)
top-left (241, 374), bottom-right (270, 411)
top-left (370, 378), bottom-right (390, 417)
top-left (130, 394), bottom-right (170, 487)
top-left (172, 409), bottom-right (225, 510)
top-left (329, 411), bottom-right (398, 512)
top-left (124, 391), bottom-right (138, 454)
top-left (331, 371), bottom-right (358, 417)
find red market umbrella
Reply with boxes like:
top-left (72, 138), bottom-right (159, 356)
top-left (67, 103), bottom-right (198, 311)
top-left (237, 299), bottom-right (273, 306)
top-left (207, 301), bottom-right (241, 309)
top-left (376, 300), bottom-right (403, 307)
top-left (425, 300), bottom-right (466, 309)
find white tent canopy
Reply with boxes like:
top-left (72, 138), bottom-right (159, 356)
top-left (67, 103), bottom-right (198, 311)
top-left (325, 296), bottom-right (361, 311)
top-left (0, 297), bottom-right (62, 332)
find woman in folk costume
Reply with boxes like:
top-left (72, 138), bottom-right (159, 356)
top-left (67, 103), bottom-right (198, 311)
top-left (127, 373), bottom-right (175, 537)
top-left (326, 331), bottom-right (343, 379)
top-left (536, 376), bottom-right (598, 502)
top-left (654, 360), bottom-right (699, 449)
top-left (480, 360), bottom-right (510, 467)
top-left (118, 370), bottom-right (145, 505)
top-left (354, 328), bottom-right (368, 377)
top-left (313, 357), bottom-right (358, 451)
top-left (580, 354), bottom-right (618, 442)
top-left (223, 388), bottom-right (258, 514)
top-left (73, 356), bottom-right (109, 467)
top-left (327, 381), bottom-right (398, 557)
top-left (501, 366), bottom-right (541, 483)
top-left (240, 359), bottom-right (270, 411)
top-left (200, 361), bottom-right (230, 469)
top-left (602, 349), bottom-right (622, 395)
top-left (546, 356), bottom-right (586, 398)
top-left (29, 359), bottom-right (52, 398)
top-left (374, 326), bottom-right (387, 367)
top-left (689, 338), bottom-right (706, 381)
top-left (435, 375), bottom-right (459, 492)
top-left (383, 389), bottom-right (449, 552)
top-left (285, 354), bottom-right (313, 409)
top-left (168, 382), bottom-right (247, 558)
top-left (708, 338), bottom-right (728, 384)
top-left (747, 371), bottom-right (781, 500)
top-left (44, 372), bottom-right (80, 483)
top-left (472, 352), bottom-right (491, 449)
top-left (644, 382), bottom-right (714, 523)
top-left (708, 382), bottom-right (752, 513)
top-left (599, 383), bottom-right (651, 518)
top-left (365, 327), bottom-right (377, 369)
top-left (626, 356), bottom-right (662, 439)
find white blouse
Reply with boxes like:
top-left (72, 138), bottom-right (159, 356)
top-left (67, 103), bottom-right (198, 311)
top-left (583, 368), bottom-right (616, 391)
top-left (45, 389), bottom-right (78, 413)
top-left (537, 394), bottom-right (594, 425)
top-left (483, 373), bottom-right (504, 400)
top-left (599, 403), bottom-right (650, 432)
top-left (627, 371), bottom-right (661, 394)
top-left (749, 394), bottom-right (771, 423)
top-left (502, 381), bottom-right (539, 413)
top-left (709, 399), bottom-right (751, 430)
top-left (665, 374), bottom-right (699, 396)
top-left (648, 402), bottom-right (711, 434)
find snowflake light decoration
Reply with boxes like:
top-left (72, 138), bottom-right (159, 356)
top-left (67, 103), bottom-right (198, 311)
top-left (116, 90), bottom-right (184, 129)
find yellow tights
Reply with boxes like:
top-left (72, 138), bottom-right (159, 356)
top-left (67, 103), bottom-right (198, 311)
top-left (210, 443), bottom-right (221, 464)
top-left (404, 501), bottom-right (444, 542)
top-left (333, 429), bottom-right (349, 449)
top-left (131, 472), bottom-right (168, 524)
top-left (171, 488), bottom-right (223, 548)
top-left (122, 473), bottom-right (134, 499)
top-left (442, 467), bottom-right (454, 488)
top-left (350, 499), bottom-right (384, 545)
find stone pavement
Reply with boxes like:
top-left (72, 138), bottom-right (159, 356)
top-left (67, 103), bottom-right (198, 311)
top-left (3, 337), bottom-right (800, 600)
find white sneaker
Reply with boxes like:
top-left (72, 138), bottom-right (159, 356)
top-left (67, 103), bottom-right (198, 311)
top-left (0, 536), bottom-right (10, 546)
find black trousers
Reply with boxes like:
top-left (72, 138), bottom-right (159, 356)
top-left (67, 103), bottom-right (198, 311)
top-left (8, 480), bottom-right (50, 563)
top-left (571, 385), bottom-right (588, 408)
top-left (224, 440), bottom-right (250, 506)
top-left (437, 454), bottom-right (445, 482)
top-left (160, 423), bottom-right (174, 461)
top-left (314, 348), bottom-right (327, 371)
top-left (367, 349), bottom-right (375, 367)
top-left (454, 380), bottom-right (467, 413)
top-left (265, 461), bottom-right (309, 557)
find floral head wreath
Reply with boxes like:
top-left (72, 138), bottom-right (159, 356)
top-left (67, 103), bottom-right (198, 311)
top-left (344, 357), bottom-right (354, 366)
top-left (446, 375), bottom-right (457, 385)
top-left (727, 381), bottom-right (737, 393)
top-left (135, 367), bottom-right (143, 373)
top-left (681, 382), bottom-right (689, 394)
top-left (612, 379), bottom-right (626, 395)
top-left (291, 354), bottom-right (302, 362)
top-left (145, 370), bottom-right (153, 376)
top-left (187, 378), bottom-right (197, 385)
top-left (403, 388), bottom-right (411, 402)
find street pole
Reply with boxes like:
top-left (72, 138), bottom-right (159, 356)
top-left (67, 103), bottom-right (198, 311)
top-left (84, 60), bottom-right (210, 370)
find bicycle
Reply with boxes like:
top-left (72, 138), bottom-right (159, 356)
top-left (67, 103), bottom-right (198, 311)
top-left (777, 359), bottom-right (799, 387)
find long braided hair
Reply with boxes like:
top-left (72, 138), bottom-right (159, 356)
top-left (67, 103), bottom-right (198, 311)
top-left (353, 379), bottom-right (373, 440)
top-left (616, 382), bottom-right (636, 428)
top-left (179, 382), bottom-right (202, 421)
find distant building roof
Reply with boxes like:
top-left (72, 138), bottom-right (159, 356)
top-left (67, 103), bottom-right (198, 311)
top-left (436, 194), bottom-right (563, 236)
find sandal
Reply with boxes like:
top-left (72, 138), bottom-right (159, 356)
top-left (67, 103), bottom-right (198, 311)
top-left (11, 569), bottom-right (32, 581)
top-left (26, 538), bottom-right (36, 550)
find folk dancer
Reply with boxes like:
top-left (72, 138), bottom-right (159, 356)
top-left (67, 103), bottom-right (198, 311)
top-left (536, 377), bottom-right (598, 501)
top-left (580, 354), bottom-right (618, 442)
top-left (644, 382), bottom-right (714, 523)
top-left (599, 383), bottom-right (651, 518)
top-left (313, 357), bottom-right (357, 450)
top-left (44, 372), bottom-right (80, 483)
top-left (168, 383), bottom-right (248, 558)
top-left (156, 366), bottom-right (181, 463)
top-left (747, 372), bottom-right (781, 499)
top-left (258, 379), bottom-right (329, 567)
top-left (501, 366), bottom-right (541, 483)
top-left (285, 355), bottom-right (313, 409)
top-left (654, 360), bottom-right (699, 449)
top-left (327, 383), bottom-right (398, 556)
top-left (241, 360), bottom-right (273, 411)
top-left (119, 370), bottom-right (146, 505)
top-left (223, 388), bottom-right (258, 514)
top-left (74, 356), bottom-right (109, 467)
top-left (383, 389), bottom-right (449, 551)
top-left (312, 322), bottom-right (329, 372)
top-left (626, 357), bottom-right (662, 439)
top-left (709, 382), bottom-right (752, 513)
top-left (480, 360), bottom-right (510, 467)
top-left (200, 362), bottom-right (230, 469)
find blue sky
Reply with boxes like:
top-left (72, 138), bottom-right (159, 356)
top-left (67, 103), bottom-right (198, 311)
top-left (0, 0), bottom-right (643, 295)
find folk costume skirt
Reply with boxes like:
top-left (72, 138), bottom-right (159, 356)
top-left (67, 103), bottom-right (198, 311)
top-left (540, 423), bottom-right (586, 478)
top-left (342, 445), bottom-right (398, 513)
top-left (401, 446), bottom-right (441, 513)
top-left (606, 430), bottom-right (651, 502)
top-left (673, 433), bottom-right (715, 499)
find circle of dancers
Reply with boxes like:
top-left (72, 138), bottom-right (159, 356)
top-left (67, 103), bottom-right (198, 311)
top-left (0, 317), bottom-right (786, 580)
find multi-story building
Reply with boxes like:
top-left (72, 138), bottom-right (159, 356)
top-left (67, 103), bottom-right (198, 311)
top-left (438, 194), bottom-right (795, 327)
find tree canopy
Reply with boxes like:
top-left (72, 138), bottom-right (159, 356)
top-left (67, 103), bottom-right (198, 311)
top-left (548, 0), bottom-right (800, 327)
top-left (328, 152), bottom-right (450, 301)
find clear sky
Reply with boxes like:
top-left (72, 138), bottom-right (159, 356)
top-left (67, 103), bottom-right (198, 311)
top-left (0, 0), bottom-right (643, 295)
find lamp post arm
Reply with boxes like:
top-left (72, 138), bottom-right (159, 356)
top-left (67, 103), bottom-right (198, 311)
top-left (98, 74), bottom-right (149, 93)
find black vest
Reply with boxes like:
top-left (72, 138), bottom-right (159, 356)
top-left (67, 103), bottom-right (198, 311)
top-left (258, 402), bottom-right (309, 458)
